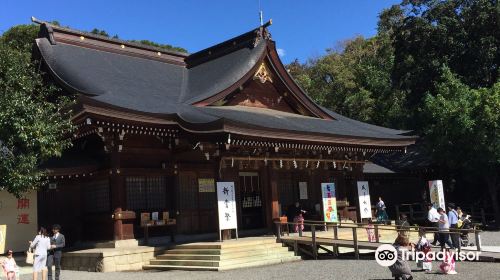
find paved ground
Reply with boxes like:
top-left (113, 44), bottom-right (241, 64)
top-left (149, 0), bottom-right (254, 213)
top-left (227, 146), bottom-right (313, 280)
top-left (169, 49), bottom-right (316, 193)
top-left (18, 259), bottom-right (500, 280)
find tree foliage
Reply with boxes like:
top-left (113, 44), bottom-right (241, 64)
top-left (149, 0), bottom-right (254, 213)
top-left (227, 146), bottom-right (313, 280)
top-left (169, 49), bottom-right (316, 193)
top-left (423, 67), bottom-right (500, 221)
top-left (0, 24), bottom-right (39, 53)
top-left (288, 0), bottom-right (499, 222)
top-left (289, 35), bottom-right (406, 128)
top-left (0, 21), bottom-right (187, 196)
top-left (0, 41), bottom-right (74, 197)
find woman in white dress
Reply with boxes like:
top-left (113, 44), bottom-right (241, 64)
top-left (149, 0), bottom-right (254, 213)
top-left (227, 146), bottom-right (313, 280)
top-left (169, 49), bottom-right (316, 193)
top-left (29, 227), bottom-right (51, 280)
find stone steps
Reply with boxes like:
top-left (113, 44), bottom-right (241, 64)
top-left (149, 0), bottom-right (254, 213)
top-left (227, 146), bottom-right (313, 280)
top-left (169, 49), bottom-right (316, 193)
top-left (143, 264), bottom-right (219, 271)
top-left (158, 246), bottom-right (290, 260)
top-left (143, 238), bottom-right (300, 271)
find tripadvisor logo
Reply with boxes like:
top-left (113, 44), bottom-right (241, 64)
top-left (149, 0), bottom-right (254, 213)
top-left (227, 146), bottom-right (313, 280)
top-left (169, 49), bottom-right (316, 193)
top-left (375, 244), bottom-right (481, 267)
top-left (375, 244), bottom-right (398, 267)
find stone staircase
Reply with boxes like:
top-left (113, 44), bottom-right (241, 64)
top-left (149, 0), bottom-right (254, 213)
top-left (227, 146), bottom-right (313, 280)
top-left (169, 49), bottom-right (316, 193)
top-left (143, 237), bottom-right (300, 271)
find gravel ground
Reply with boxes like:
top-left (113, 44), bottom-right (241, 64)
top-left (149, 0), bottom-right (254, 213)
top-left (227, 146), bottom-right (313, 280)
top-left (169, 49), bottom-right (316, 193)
top-left (480, 231), bottom-right (500, 246)
top-left (19, 259), bottom-right (500, 280)
top-left (14, 231), bottom-right (499, 279)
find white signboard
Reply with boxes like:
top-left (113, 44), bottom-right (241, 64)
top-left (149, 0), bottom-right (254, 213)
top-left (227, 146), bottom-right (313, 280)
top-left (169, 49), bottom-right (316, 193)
top-left (357, 181), bottom-right (372, 219)
top-left (429, 180), bottom-right (445, 209)
top-left (321, 183), bottom-right (338, 223)
top-left (217, 182), bottom-right (238, 231)
top-left (299, 182), bottom-right (308, 200)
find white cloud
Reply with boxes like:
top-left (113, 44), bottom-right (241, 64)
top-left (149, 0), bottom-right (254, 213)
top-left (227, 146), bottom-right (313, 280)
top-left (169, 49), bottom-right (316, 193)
top-left (277, 48), bottom-right (286, 57)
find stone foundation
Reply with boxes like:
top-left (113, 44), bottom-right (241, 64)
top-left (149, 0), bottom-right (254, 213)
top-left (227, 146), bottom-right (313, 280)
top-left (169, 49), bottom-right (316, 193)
top-left (62, 245), bottom-right (167, 272)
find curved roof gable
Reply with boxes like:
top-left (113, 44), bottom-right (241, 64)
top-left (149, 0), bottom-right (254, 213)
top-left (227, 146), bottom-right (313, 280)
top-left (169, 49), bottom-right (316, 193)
top-left (32, 18), bottom-right (416, 148)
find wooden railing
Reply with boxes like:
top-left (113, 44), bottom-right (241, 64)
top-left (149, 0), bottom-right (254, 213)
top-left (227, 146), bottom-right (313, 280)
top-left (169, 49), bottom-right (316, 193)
top-left (275, 220), bottom-right (483, 260)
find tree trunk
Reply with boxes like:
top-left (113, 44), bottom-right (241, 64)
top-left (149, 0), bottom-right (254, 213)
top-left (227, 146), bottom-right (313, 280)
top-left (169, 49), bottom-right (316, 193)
top-left (485, 173), bottom-right (500, 227)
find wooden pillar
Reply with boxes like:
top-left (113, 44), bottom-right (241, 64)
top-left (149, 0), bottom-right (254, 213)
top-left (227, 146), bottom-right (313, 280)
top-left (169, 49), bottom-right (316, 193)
top-left (108, 133), bottom-right (132, 240)
top-left (267, 166), bottom-right (280, 231)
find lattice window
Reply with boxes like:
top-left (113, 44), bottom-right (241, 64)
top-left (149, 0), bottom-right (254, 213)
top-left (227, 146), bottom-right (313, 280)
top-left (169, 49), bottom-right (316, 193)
top-left (126, 176), bottom-right (167, 210)
top-left (239, 172), bottom-right (261, 208)
top-left (146, 176), bottom-right (166, 209)
top-left (83, 179), bottom-right (110, 213)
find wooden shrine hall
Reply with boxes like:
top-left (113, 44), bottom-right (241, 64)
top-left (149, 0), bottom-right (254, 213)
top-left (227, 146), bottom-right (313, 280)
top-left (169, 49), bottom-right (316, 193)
top-left (32, 18), bottom-right (416, 244)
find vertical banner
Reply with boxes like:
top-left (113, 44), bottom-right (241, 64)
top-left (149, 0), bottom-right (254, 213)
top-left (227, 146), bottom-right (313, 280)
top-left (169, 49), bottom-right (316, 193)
top-left (428, 180), bottom-right (445, 209)
top-left (217, 182), bottom-right (238, 231)
top-left (357, 181), bottom-right (372, 219)
top-left (321, 183), bottom-right (338, 223)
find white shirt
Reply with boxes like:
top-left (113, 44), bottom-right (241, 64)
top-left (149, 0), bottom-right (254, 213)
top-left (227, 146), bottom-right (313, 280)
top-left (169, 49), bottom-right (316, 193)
top-left (2, 257), bottom-right (16, 272)
top-left (439, 213), bottom-right (450, 231)
top-left (30, 235), bottom-right (51, 255)
top-left (428, 207), bottom-right (439, 222)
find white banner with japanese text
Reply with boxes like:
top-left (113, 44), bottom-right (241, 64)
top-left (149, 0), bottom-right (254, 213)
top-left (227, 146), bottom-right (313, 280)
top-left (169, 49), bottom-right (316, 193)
top-left (429, 180), bottom-right (445, 209)
top-left (216, 182), bottom-right (238, 230)
top-left (357, 181), bottom-right (372, 219)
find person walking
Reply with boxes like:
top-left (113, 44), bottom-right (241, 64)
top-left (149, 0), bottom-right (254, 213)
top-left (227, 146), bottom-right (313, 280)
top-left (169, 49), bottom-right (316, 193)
top-left (376, 197), bottom-right (388, 223)
top-left (47, 225), bottom-right (65, 280)
top-left (437, 208), bottom-right (454, 250)
top-left (427, 203), bottom-right (440, 245)
top-left (29, 227), bottom-right (51, 280)
top-left (447, 204), bottom-right (460, 250)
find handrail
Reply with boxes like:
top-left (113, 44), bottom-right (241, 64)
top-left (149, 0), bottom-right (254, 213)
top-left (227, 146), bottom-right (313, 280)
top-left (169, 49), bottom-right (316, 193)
top-left (275, 220), bottom-right (483, 254)
top-left (298, 220), bottom-right (481, 234)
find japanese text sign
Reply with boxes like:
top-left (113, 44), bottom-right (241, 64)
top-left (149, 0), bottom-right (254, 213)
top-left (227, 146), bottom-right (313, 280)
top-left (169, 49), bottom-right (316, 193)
top-left (357, 181), bottom-right (372, 219)
top-left (216, 182), bottom-right (238, 230)
top-left (321, 183), bottom-right (338, 223)
top-left (429, 180), bottom-right (445, 210)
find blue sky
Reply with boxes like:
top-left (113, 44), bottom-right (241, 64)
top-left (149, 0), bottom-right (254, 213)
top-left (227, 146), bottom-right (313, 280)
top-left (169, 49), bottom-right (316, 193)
top-left (1, 0), bottom-right (400, 63)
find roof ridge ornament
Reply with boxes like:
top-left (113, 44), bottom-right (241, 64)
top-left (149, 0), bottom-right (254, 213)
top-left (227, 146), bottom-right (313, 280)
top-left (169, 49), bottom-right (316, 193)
top-left (253, 19), bottom-right (272, 47)
top-left (253, 62), bottom-right (273, 84)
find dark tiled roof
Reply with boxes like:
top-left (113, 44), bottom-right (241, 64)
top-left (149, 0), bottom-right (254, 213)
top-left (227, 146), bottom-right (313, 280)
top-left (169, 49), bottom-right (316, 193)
top-left (197, 106), bottom-right (412, 139)
top-left (371, 144), bottom-right (432, 172)
top-left (34, 21), bottom-right (415, 144)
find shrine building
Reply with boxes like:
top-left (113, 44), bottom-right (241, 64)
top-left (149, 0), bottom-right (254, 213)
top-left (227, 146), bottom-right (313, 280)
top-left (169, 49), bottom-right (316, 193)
top-left (32, 18), bottom-right (416, 244)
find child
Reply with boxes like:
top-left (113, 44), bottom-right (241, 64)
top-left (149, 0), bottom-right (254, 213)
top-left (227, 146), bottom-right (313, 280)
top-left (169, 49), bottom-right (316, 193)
top-left (439, 248), bottom-right (457, 274)
top-left (415, 229), bottom-right (432, 272)
top-left (1, 250), bottom-right (17, 280)
top-left (366, 219), bottom-right (376, 242)
top-left (294, 213), bottom-right (305, 233)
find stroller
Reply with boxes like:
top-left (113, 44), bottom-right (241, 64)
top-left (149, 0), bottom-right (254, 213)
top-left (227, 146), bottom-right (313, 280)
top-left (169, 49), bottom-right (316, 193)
top-left (459, 215), bottom-right (474, 247)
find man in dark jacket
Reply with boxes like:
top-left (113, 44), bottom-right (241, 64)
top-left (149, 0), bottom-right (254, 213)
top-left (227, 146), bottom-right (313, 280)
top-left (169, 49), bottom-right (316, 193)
top-left (47, 224), bottom-right (65, 280)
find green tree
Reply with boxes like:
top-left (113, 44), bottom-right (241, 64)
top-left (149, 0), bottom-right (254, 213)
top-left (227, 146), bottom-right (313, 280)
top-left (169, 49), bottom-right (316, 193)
top-left (0, 24), bottom-right (38, 52)
top-left (423, 68), bottom-right (500, 225)
top-left (289, 35), bottom-right (405, 128)
top-left (391, 0), bottom-right (499, 129)
top-left (90, 28), bottom-right (110, 37)
top-left (0, 42), bottom-right (74, 197)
